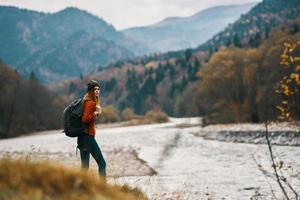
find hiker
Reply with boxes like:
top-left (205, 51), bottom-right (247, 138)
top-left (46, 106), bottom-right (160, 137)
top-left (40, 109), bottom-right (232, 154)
top-left (77, 80), bottom-right (106, 181)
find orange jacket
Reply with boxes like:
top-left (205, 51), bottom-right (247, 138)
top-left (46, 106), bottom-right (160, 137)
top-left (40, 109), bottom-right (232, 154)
top-left (82, 95), bottom-right (97, 136)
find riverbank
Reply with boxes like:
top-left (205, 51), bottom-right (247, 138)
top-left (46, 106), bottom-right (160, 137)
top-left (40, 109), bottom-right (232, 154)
top-left (0, 118), bottom-right (299, 199)
top-left (194, 122), bottom-right (300, 146)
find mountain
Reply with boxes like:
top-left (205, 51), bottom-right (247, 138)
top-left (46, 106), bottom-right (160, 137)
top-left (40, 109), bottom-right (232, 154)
top-left (51, 0), bottom-right (300, 118)
top-left (122, 3), bottom-right (257, 53)
top-left (0, 6), bottom-right (147, 83)
top-left (198, 0), bottom-right (300, 51)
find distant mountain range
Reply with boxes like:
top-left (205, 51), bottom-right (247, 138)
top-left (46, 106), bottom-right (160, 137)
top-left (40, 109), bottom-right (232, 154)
top-left (0, 4), bottom-right (258, 83)
top-left (122, 3), bottom-right (257, 53)
top-left (0, 6), bottom-right (147, 83)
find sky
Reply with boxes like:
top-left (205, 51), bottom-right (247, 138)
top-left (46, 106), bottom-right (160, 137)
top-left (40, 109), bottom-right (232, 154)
top-left (0, 0), bottom-right (261, 30)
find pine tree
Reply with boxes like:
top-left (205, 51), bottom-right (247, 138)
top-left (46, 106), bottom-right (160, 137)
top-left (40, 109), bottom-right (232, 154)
top-left (292, 23), bottom-right (299, 34)
top-left (233, 34), bottom-right (242, 48)
top-left (30, 71), bottom-right (38, 82)
top-left (180, 76), bottom-right (188, 91)
top-left (184, 49), bottom-right (193, 62)
top-left (155, 65), bottom-right (164, 84)
top-left (168, 63), bottom-right (176, 79)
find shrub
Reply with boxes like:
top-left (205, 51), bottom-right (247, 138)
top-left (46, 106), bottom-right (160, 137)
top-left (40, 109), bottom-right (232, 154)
top-left (121, 108), bottom-right (136, 121)
top-left (99, 105), bottom-right (120, 123)
top-left (144, 110), bottom-right (169, 123)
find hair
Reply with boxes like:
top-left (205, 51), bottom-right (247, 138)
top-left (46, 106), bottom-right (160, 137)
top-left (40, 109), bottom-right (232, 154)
top-left (84, 86), bottom-right (101, 106)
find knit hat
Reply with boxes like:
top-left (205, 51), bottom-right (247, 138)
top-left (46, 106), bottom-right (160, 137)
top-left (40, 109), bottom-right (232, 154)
top-left (87, 80), bottom-right (100, 92)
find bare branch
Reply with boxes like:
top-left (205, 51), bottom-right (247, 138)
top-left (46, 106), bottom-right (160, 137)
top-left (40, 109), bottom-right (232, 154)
top-left (251, 153), bottom-right (277, 199)
top-left (265, 122), bottom-right (290, 199)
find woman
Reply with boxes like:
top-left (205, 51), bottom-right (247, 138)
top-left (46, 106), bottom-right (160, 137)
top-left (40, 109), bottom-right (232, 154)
top-left (77, 80), bottom-right (106, 181)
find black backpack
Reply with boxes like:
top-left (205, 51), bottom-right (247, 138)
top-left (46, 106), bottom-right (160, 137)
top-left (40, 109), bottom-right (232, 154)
top-left (62, 98), bottom-right (85, 137)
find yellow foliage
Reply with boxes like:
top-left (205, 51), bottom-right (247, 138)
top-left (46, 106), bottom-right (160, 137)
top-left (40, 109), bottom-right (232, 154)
top-left (293, 57), bottom-right (300, 62)
top-left (280, 61), bottom-right (290, 66)
top-left (283, 86), bottom-right (290, 96)
top-left (276, 106), bottom-right (284, 112)
top-left (195, 30), bottom-right (300, 123)
top-left (275, 89), bottom-right (281, 93)
top-left (276, 39), bottom-right (300, 121)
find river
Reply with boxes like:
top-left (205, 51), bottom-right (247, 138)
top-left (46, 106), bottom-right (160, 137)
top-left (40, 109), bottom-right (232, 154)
top-left (0, 118), bottom-right (299, 199)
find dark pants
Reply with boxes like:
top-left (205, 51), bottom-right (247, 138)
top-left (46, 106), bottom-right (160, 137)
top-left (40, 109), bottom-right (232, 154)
top-left (77, 134), bottom-right (106, 178)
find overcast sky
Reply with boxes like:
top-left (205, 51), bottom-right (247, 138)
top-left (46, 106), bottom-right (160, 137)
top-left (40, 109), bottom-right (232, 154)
top-left (0, 0), bottom-right (261, 30)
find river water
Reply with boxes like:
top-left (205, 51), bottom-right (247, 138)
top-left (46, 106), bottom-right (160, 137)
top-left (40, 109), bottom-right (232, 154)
top-left (0, 118), bottom-right (299, 199)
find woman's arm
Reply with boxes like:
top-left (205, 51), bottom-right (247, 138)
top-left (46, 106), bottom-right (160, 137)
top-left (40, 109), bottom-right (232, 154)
top-left (82, 101), bottom-right (96, 123)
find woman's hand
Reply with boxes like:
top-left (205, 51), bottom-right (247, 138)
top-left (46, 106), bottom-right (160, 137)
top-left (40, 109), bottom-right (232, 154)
top-left (96, 105), bottom-right (101, 114)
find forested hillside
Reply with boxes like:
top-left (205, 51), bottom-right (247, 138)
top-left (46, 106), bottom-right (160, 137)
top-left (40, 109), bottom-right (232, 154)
top-left (0, 6), bottom-right (146, 83)
top-left (190, 26), bottom-right (300, 123)
top-left (51, 0), bottom-right (300, 123)
top-left (198, 0), bottom-right (300, 51)
top-left (0, 61), bottom-right (66, 138)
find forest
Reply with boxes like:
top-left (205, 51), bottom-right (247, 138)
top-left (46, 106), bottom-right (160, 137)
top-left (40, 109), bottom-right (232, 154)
top-left (0, 61), bottom-right (66, 138)
top-left (63, 20), bottom-right (300, 125)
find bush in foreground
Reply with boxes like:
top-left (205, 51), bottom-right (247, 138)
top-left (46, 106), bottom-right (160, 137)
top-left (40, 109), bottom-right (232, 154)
top-left (0, 158), bottom-right (148, 200)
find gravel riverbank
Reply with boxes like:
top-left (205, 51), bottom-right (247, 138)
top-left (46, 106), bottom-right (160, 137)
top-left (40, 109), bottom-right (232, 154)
top-left (195, 122), bottom-right (300, 146)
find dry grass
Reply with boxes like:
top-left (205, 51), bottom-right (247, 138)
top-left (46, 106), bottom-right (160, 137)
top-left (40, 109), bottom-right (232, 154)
top-left (122, 109), bottom-right (169, 125)
top-left (97, 110), bottom-right (169, 128)
top-left (0, 158), bottom-right (148, 200)
top-left (174, 123), bottom-right (202, 129)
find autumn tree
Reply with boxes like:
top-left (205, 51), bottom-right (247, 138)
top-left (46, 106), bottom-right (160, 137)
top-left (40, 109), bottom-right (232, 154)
top-left (194, 29), bottom-right (300, 123)
top-left (276, 40), bottom-right (300, 121)
top-left (0, 61), bottom-right (66, 138)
